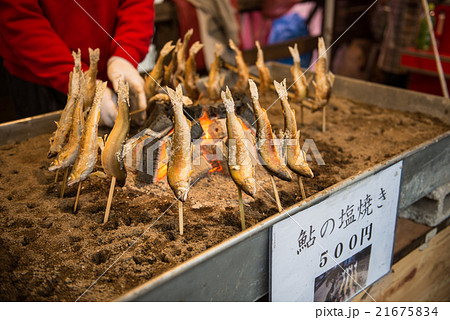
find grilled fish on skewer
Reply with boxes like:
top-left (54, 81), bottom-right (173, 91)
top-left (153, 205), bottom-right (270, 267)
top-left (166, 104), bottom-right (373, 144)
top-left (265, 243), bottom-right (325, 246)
top-left (48, 50), bottom-right (82, 158)
top-left (84, 48), bottom-right (100, 111)
top-left (288, 43), bottom-right (310, 101)
top-left (145, 41), bottom-right (175, 99)
top-left (248, 79), bottom-right (291, 181)
top-left (184, 41), bottom-right (204, 100)
top-left (255, 41), bottom-right (271, 94)
top-left (312, 37), bottom-right (335, 110)
top-left (49, 73), bottom-right (86, 171)
top-left (167, 84), bottom-right (193, 202)
top-left (274, 79), bottom-right (313, 178)
top-left (206, 43), bottom-right (224, 100)
top-left (164, 39), bottom-right (182, 88)
top-left (222, 87), bottom-right (256, 197)
top-left (67, 81), bottom-right (107, 186)
top-left (173, 28), bottom-right (194, 85)
top-left (101, 80), bottom-right (131, 187)
top-left (229, 39), bottom-right (249, 92)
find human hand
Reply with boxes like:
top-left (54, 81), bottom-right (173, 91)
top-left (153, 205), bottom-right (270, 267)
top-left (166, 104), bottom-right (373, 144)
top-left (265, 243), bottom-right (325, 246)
top-left (99, 86), bottom-right (118, 127)
top-left (107, 56), bottom-right (147, 126)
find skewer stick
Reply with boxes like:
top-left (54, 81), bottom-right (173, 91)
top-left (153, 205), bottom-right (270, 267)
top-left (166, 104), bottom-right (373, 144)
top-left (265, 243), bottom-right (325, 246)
top-left (178, 200), bottom-right (184, 235)
top-left (298, 175), bottom-right (306, 200)
top-left (238, 186), bottom-right (246, 230)
top-left (103, 176), bottom-right (116, 224)
top-left (300, 104), bottom-right (304, 125)
top-left (270, 175), bottom-right (283, 212)
top-left (60, 167), bottom-right (69, 198)
top-left (322, 106), bottom-right (327, 132)
top-left (73, 181), bottom-right (82, 212)
top-left (54, 170), bottom-right (59, 183)
top-left (130, 108), bottom-right (147, 116)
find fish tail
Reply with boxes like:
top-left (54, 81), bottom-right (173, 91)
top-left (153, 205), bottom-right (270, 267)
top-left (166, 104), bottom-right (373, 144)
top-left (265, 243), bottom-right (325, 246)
top-left (288, 43), bottom-right (300, 64)
top-left (229, 39), bottom-right (239, 53)
top-left (273, 79), bottom-right (287, 99)
top-left (248, 79), bottom-right (259, 101)
top-left (189, 41), bottom-right (203, 56)
top-left (318, 37), bottom-right (326, 58)
top-left (214, 43), bottom-right (223, 55)
top-left (167, 84), bottom-right (184, 113)
top-left (89, 48), bottom-right (100, 65)
top-left (161, 40), bottom-right (175, 57)
top-left (72, 49), bottom-right (81, 71)
top-left (221, 86), bottom-right (235, 113)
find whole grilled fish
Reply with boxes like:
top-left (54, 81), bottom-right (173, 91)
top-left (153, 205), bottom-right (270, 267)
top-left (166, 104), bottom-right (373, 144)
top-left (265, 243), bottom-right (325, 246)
top-left (166, 84), bottom-right (193, 202)
top-left (248, 79), bottom-right (291, 181)
top-left (274, 79), bottom-right (313, 178)
top-left (173, 28), bottom-right (194, 85)
top-left (101, 80), bottom-right (130, 187)
top-left (229, 39), bottom-right (249, 92)
top-left (255, 41), bottom-right (271, 94)
top-left (49, 73), bottom-right (86, 171)
top-left (67, 81), bottom-right (107, 186)
top-left (145, 41), bottom-right (175, 100)
top-left (288, 43), bottom-right (310, 101)
top-left (48, 50), bottom-right (82, 158)
top-left (184, 41), bottom-right (204, 100)
top-left (84, 48), bottom-right (100, 111)
top-left (312, 37), bottom-right (335, 110)
top-left (206, 43), bottom-right (224, 100)
top-left (164, 39), bottom-right (182, 88)
top-left (222, 86), bottom-right (256, 197)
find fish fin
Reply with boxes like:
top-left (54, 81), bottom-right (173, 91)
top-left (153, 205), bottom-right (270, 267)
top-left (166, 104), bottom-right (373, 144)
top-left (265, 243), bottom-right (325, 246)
top-left (98, 137), bottom-right (105, 151)
top-left (90, 171), bottom-right (107, 179)
top-left (220, 75), bottom-right (226, 89)
top-left (328, 71), bottom-right (335, 86)
top-left (312, 80), bottom-right (318, 90)
top-left (54, 121), bottom-right (60, 128)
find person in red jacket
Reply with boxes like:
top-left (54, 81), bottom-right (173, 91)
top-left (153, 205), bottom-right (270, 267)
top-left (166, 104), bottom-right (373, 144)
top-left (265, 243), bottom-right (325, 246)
top-left (0, 0), bottom-right (154, 126)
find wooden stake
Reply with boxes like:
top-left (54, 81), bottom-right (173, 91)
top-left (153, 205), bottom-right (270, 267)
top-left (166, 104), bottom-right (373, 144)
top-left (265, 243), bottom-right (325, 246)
top-left (178, 200), bottom-right (184, 235)
top-left (54, 170), bottom-right (59, 183)
top-left (300, 103), bottom-right (304, 126)
top-left (103, 176), bottom-right (116, 224)
top-left (322, 106), bottom-right (327, 132)
top-left (298, 175), bottom-right (306, 200)
top-left (238, 186), bottom-right (246, 230)
top-left (73, 181), bottom-right (82, 212)
top-left (270, 175), bottom-right (282, 212)
top-left (60, 167), bottom-right (69, 198)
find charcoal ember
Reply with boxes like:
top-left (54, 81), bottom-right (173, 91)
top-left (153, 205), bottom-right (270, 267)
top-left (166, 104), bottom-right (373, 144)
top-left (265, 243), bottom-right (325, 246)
top-left (206, 102), bottom-right (227, 119)
top-left (149, 114), bottom-right (173, 133)
top-left (233, 92), bottom-right (256, 127)
top-left (191, 121), bottom-right (204, 140)
top-left (184, 104), bottom-right (203, 120)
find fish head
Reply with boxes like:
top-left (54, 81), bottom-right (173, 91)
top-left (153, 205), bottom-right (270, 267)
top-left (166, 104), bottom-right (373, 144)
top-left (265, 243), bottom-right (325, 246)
top-left (66, 173), bottom-right (79, 187)
top-left (241, 177), bottom-right (256, 198)
top-left (173, 181), bottom-right (190, 202)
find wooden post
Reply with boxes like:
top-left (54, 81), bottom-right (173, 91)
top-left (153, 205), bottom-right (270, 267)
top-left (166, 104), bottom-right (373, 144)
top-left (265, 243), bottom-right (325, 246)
top-left (298, 175), bottom-right (306, 200)
top-left (238, 187), bottom-right (246, 230)
top-left (270, 175), bottom-right (283, 212)
top-left (178, 200), bottom-right (184, 235)
top-left (73, 181), bottom-right (82, 212)
top-left (60, 167), bottom-right (69, 198)
top-left (103, 176), bottom-right (116, 224)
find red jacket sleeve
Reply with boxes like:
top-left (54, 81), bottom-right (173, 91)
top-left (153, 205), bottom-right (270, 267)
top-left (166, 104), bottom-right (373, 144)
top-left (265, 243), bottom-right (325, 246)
top-left (0, 0), bottom-right (88, 94)
top-left (111, 0), bottom-right (155, 68)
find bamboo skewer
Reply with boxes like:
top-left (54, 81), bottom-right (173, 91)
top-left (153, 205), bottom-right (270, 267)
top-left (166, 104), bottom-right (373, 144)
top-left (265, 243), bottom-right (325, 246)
top-left (270, 175), bottom-right (283, 212)
top-left (103, 176), bottom-right (116, 224)
top-left (130, 108), bottom-right (146, 116)
top-left (73, 181), bottom-right (82, 212)
top-left (54, 170), bottom-right (59, 183)
top-left (298, 175), bottom-right (306, 200)
top-left (178, 200), bottom-right (184, 235)
top-left (322, 106), bottom-right (327, 132)
top-left (60, 167), bottom-right (69, 198)
top-left (238, 187), bottom-right (246, 230)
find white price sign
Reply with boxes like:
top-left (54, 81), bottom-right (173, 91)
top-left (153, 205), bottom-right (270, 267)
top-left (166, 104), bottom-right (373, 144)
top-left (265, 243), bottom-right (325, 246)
top-left (270, 161), bottom-right (403, 302)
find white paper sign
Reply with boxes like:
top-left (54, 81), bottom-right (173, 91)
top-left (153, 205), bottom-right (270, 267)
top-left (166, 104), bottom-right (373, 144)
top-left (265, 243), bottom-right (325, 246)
top-left (271, 161), bottom-right (403, 302)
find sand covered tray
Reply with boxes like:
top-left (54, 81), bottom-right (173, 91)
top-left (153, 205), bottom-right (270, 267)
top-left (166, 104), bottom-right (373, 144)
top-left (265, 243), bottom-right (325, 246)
top-left (1, 64), bottom-right (450, 301)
